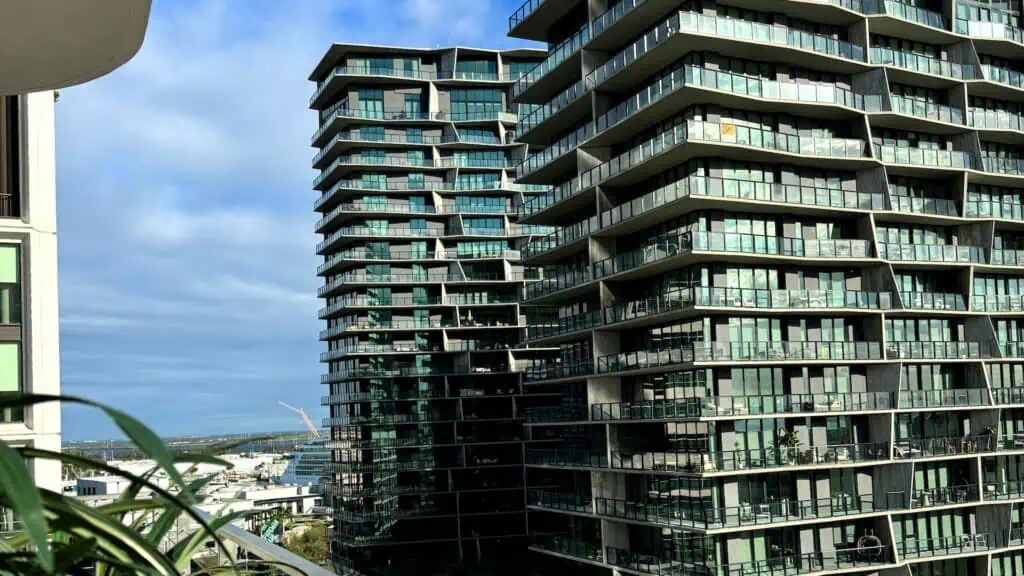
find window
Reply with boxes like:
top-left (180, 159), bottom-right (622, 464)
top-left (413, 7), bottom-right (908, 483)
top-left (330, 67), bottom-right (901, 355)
top-left (357, 89), bottom-right (383, 119)
top-left (0, 97), bottom-right (19, 218)
top-left (449, 89), bottom-right (503, 120)
top-left (404, 94), bottom-right (422, 116)
top-left (454, 59), bottom-right (497, 80)
top-left (0, 244), bottom-right (21, 424)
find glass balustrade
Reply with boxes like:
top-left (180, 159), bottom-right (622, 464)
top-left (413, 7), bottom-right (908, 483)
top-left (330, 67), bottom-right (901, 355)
top-left (960, 14), bottom-right (1024, 40)
top-left (582, 119), bottom-right (866, 190)
top-left (870, 48), bottom-right (975, 79)
top-left (597, 342), bottom-right (884, 374)
top-left (981, 64), bottom-right (1024, 90)
top-left (591, 392), bottom-right (895, 421)
top-left (603, 175), bottom-right (883, 230)
top-left (982, 157), bottom-right (1024, 176)
top-left (878, 243), bottom-right (985, 263)
top-left (868, 1), bottom-right (946, 29)
top-left (974, 294), bottom-right (1024, 312)
top-left (873, 144), bottom-right (974, 169)
top-left (517, 80), bottom-right (586, 135)
top-left (899, 388), bottom-right (988, 408)
top-left (968, 107), bottom-right (1024, 133)
top-left (966, 199), bottom-right (1024, 221)
top-left (519, 179), bottom-right (580, 217)
top-left (586, 15), bottom-right (681, 90)
top-left (596, 62), bottom-right (878, 138)
top-left (900, 292), bottom-right (967, 311)
top-left (898, 534), bottom-right (989, 559)
top-left (894, 435), bottom-right (996, 458)
top-left (888, 195), bottom-right (960, 216)
top-left (886, 341), bottom-right (988, 359)
top-left (991, 249), bottom-right (1024, 266)
top-left (517, 123), bottom-right (593, 178)
top-left (513, 23), bottom-right (590, 98)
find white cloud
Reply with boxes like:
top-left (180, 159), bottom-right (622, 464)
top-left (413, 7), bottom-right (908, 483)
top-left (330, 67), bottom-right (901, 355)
top-left (55, 0), bottom-right (538, 440)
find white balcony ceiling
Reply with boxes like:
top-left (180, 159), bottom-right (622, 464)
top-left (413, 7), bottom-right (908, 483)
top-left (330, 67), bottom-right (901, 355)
top-left (0, 0), bottom-right (150, 94)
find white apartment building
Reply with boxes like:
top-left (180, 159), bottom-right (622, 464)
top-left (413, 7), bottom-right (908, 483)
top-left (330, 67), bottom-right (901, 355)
top-left (0, 0), bottom-right (151, 494)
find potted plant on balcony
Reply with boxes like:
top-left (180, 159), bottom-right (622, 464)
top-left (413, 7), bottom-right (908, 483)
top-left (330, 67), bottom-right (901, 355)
top-left (779, 429), bottom-right (801, 464)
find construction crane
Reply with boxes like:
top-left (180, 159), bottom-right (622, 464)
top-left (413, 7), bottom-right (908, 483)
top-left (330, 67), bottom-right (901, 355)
top-left (279, 401), bottom-right (321, 439)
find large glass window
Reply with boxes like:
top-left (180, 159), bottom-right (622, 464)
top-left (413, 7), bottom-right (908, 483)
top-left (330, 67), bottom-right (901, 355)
top-left (454, 59), bottom-right (497, 80)
top-left (357, 89), bottom-right (383, 119)
top-left (449, 89), bottom-right (503, 120)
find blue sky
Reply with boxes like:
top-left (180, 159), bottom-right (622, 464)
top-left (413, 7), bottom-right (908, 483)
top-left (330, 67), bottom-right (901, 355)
top-left (57, 0), bottom-right (539, 440)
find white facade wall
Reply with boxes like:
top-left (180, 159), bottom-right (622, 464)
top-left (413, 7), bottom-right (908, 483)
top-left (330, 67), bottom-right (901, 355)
top-left (0, 91), bottom-right (60, 491)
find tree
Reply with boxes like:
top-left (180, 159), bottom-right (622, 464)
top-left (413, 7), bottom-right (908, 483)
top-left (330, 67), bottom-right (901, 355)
top-left (283, 521), bottom-right (328, 565)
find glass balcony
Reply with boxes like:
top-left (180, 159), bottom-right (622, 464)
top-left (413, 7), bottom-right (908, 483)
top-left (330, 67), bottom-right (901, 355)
top-left (591, 233), bottom-right (872, 281)
top-left (526, 217), bottom-right (596, 259)
top-left (527, 309), bottom-right (602, 340)
top-left (524, 266), bottom-right (592, 300)
top-left (886, 341), bottom-right (989, 360)
top-left (527, 489), bottom-right (593, 514)
top-left (603, 175), bottom-right (883, 231)
top-left (333, 226), bottom-right (445, 239)
top-left (590, 392), bottom-right (895, 421)
top-left (519, 179), bottom-right (580, 217)
top-left (524, 404), bottom-right (588, 424)
top-left (968, 107), bottom-right (1024, 134)
top-left (984, 480), bottom-right (1024, 500)
top-left (597, 62), bottom-right (878, 138)
top-left (993, 387), bottom-right (1024, 405)
top-left (957, 14), bottom-right (1024, 45)
top-left (888, 94), bottom-right (962, 124)
top-left (898, 388), bottom-right (989, 409)
top-left (526, 448), bottom-right (608, 469)
top-left (981, 64), bottom-right (1024, 90)
top-left (966, 198), bottom-right (1024, 221)
top-left (992, 249), bottom-right (1024, 266)
top-left (523, 360), bottom-right (594, 382)
top-left (900, 292), bottom-right (967, 311)
top-left (867, 0), bottom-right (946, 29)
top-left (513, 23), bottom-right (589, 99)
top-left (898, 533), bottom-right (990, 559)
top-left (894, 435), bottom-right (995, 458)
top-left (586, 15), bottom-right (680, 90)
top-left (516, 123), bottom-right (593, 179)
top-left (582, 119), bottom-right (867, 190)
top-left (869, 48), bottom-right (975, 79)
top-left (673, 12), bottom-right (866, 67)
top-left (693, 232), bottom-right (872, 260)
top-left (888, 195), bottom-right (960, 216)
top-left (603, 288), bottom-right (890, 328)
top-left (530, 535), bottom-right (603, 564)
top-left (592, 0), bottom-right (646, 39)
top-left (873, 144), bottom-right (975, 169)
top-left (597, 342), bottom-right (884, 374)
top-left (982, 156), bottom-right (1024, 177)
top-left (973, 294), bottom-right (1024, 312)
top-left (877, 243), bottom-right (985, 263)
top-left (517, 80), bottom-right (586, 136)
top-left (611, 441), bottom-right (890, 474)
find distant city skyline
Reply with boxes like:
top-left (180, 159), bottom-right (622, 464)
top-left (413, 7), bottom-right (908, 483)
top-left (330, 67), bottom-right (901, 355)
top-left (56, 0), bottom-right (538, 441)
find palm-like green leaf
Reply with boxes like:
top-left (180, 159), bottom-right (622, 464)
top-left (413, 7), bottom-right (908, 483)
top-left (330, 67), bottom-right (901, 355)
top-left (0, 442), bottom-right (52, 571)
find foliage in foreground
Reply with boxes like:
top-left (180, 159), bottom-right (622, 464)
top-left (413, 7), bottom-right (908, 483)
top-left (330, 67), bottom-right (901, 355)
top-left (0, 394), bottom-right (303, 575)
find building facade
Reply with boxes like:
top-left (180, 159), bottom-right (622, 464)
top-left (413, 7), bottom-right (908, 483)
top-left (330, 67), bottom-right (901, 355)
top-left (309, 45), bottom-right (563, 575)
top-left (510, 2), bottom-right (1024, 576)
top-left (0, 92), bottom-right (62, 500)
